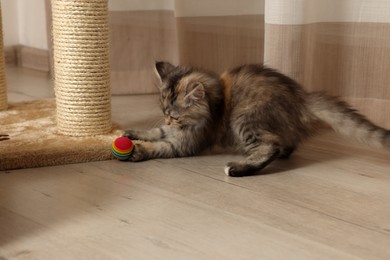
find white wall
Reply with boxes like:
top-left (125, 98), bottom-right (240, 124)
top-left (1, 0), bottom-right (48, 50)
top-left (1, 0), bottom-right (19, 46)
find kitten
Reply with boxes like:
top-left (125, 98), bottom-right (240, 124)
top-left (123, 62), bottom-right (389, 177)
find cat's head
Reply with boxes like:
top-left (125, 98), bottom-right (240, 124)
top-left (154, 61), bottom-right (222, 128)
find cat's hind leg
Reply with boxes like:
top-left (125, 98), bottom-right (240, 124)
top-left (225, 143), bottom-right (280, 177)
top-left (278, 145), bottom-right (296, 159)
top-left (225, 129), bottom-right (281, 177)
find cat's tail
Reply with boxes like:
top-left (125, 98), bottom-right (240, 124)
top-left (306, 92), bottom-right (390, 150)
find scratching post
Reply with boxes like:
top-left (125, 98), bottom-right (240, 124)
top-left (0, 3), bottom-right (7, 111)
top-left (1, 0), bottom-right (121, 171)
top-left (51, 0), bottom-right (111, 136)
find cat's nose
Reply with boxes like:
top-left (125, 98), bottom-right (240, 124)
top-left (165, 118), bottom-right (171, 125)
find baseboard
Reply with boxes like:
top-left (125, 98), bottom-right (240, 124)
top-left (4, 46), bottom-right (17, 65)
top-left (4, 45), bottom-right (50, 73)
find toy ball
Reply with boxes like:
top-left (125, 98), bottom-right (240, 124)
top-left (112, 137), bottom-right (134, 160)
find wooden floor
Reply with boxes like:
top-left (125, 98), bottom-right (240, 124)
top-left (1, 67), bottom-right (390, 259)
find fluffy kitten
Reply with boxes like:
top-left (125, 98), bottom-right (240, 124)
top-left (123, 62), bottom-right (389, 177)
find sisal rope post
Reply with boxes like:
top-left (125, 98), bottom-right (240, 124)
top-left (51, 0), bottom-right (112, 136)
top-left (0, 2), bottom-right (7, 111)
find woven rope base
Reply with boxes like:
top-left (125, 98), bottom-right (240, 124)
top-left (0, 99), bottom-right (121, 171)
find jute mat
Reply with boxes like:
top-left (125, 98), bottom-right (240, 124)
top-left (0, 99), bottom-right (122, 171)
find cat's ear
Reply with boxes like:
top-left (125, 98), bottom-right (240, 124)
top-left (184, 82), bottom-right (205, 106)
top-left (155, 61), bottom-right (175, 83)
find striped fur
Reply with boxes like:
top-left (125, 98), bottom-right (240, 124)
top-left (123, 62), bottom-right (389, 177)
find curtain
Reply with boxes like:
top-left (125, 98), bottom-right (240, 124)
top-left (109, 0), bottom-right (390, 128)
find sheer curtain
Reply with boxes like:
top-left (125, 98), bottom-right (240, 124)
top-left (108, 0), bottom-right (390, 128)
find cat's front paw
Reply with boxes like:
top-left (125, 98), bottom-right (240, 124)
top-left (122, 129), bottom-right (142, 140)
top-left (128, 143), bottom-right (148, 162)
